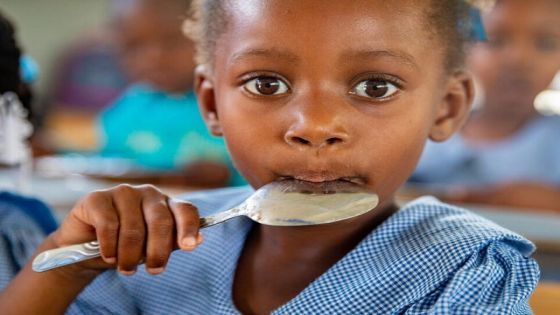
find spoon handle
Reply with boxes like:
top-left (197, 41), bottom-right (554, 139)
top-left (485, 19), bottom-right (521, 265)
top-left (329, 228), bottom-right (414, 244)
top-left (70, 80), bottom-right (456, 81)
top-left (199, 207), bottom-right (241, 228)
top-left (32, 208), bottom-right (242, 272)
top-left (32, 241), bottom-right (101, 272)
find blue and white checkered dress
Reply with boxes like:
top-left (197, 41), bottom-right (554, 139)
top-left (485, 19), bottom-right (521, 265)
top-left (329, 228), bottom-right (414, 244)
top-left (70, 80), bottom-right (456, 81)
top-left (0, 196), bottom-right (48, 289)
top-left (68, 186), bottom-right (539, 314)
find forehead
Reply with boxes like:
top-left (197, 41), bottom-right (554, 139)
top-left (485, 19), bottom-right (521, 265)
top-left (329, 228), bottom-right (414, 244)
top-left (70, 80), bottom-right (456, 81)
top-left (117, 4), bottom-right (183, 37)
top-left (217, 0), bottom-right (440, 70)
top-left (484, 0), bottom-right (560, 33)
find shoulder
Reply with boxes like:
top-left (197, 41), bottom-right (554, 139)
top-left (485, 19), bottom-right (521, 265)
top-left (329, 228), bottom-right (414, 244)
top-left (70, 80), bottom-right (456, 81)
top-left (0, 194), bottom-right (47, 287)
top-left (389, 197), bottom-right (535, 257)
top-left (522, 115), bottom-right (560, 144)
top-left (348, 198), bottom-right (539, 313)
top-left (535, 115), bottom-right (560, 129)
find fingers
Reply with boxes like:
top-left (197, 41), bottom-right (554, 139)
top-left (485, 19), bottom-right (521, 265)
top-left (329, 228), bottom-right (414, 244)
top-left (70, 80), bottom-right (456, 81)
top-left (169, 198), bottom-right (203, 251)
top-left (111, 184), bottom-right (146, 275)
top-left (65, 184), bottom-right (203, 276)
top-left (85, 192), bottom-right (119, 265)
top-left (141, 187), bottom-right (175, 275)
top-left (110, 185), bottom-right (202, 276)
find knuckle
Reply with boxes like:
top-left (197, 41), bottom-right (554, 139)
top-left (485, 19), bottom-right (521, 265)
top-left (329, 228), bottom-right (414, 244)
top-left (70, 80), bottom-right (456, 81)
top-left (177, 200), bottom-right (196, 210)
top-left (99, 221), bottom-right (119, 236)
top-left (181, 215), bottom-right (200, 228)
top-left (151, 200), bottom-right (170, 212)
top-left (149, 216), bottom-right (174, 232)
top-left (139, 184), bottom-right (161, 195)
top-left (177, 205), bottom-right (199, 219)
top-left (146, 203), bottom-right (173, 222)
top-left (120, 228), bottom-right (145, 242)
top-left (82, 190), bottom-right (106, 205)
top-left (114, 184), bottom-right (138, 197)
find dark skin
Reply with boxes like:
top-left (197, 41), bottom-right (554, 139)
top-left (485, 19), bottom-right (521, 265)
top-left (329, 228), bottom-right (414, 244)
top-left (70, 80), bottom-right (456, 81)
top-left (0, 0), bottom-right (473, 314)
top-left (196, 1), bottom-right (472, 313)
top-left (431, 0), bottom-right (560, 212)
top-left (113, 1), bottom-right (231, 187)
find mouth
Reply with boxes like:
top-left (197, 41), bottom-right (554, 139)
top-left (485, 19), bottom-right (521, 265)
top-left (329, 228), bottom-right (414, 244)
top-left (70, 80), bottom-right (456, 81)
top-left (276, 173), bottom-right (368, 193)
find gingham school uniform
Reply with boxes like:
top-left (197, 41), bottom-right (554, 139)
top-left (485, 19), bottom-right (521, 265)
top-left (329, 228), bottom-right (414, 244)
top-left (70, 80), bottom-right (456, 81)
top-left (0, 198), bottom-right (47, 289)
top-left (68, 186), bottom-right (539, 314)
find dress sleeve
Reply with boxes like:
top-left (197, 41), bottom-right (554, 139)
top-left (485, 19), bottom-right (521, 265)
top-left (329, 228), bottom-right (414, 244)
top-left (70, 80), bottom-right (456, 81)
top-left (66, 271), bottom-right (139, 314)
top-left (407, 239), bottom-right (540, 314)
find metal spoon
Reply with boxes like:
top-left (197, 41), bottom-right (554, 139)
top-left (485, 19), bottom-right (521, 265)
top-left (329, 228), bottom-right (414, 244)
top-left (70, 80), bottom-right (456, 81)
top-left (32, 180), bottom-right (378, 272)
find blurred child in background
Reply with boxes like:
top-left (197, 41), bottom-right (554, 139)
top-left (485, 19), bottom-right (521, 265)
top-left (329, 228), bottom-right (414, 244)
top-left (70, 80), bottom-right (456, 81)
top-left (411, 0), bottom-right (560, 212)
top-left (0, 10), bottom-right (32, 121)
top-left (99, 0), bottom-right (244, 187)
top-left (0, 9), bottom-right (57, 289)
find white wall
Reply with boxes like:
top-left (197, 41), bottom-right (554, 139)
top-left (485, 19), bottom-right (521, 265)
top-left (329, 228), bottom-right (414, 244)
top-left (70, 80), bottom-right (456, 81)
top-left (0, 0), bottom-right (112, 104)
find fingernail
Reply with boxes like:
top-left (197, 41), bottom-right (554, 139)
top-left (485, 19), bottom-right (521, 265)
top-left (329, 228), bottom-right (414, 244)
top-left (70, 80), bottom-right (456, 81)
top-left (118, 267), bottom-right (137, 276)
top-left (104, 257), bottom-right (116, 264)
top-left (196, 233), bottom-right (204, 244)
top-left (147, 267), bottom-right (165, 275)
top-left (181, 236), bottom-right (197, 249)
top-left (170, 198), bottom-right (190, 207)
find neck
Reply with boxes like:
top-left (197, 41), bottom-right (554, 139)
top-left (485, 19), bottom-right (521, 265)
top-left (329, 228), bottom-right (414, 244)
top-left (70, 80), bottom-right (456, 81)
top-left (255, 199), bottom-right (398, 260)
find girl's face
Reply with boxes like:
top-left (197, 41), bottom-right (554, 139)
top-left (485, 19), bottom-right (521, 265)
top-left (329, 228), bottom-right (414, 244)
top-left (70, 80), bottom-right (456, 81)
top-left (468, 0), bottom-right (560, 117)
top-left (197, 0), bottom-right (472, 206)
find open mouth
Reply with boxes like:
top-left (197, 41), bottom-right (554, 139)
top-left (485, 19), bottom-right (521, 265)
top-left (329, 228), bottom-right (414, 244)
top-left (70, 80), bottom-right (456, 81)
top-left (276, 175), bottom-right (367, 194)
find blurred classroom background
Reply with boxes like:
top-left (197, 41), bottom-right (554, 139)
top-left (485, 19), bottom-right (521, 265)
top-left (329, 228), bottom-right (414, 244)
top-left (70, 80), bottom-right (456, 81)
top-left (0, 0), bottom-right (559, 312)
top-left (1, 0), bottom-right (243, 204)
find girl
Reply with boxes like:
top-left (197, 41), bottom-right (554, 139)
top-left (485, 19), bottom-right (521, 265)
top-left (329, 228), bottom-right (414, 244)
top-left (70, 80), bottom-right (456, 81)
top-left (1, 1), bottom-right (539, 314)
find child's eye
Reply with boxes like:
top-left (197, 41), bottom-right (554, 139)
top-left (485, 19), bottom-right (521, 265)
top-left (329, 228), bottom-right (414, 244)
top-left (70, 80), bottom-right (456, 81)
top-left (350, 79), bottom-right (399, 100)
top-left (244, 77), bottom-right (290, 96)
top-left (535, 36), bottom-right (559, 52)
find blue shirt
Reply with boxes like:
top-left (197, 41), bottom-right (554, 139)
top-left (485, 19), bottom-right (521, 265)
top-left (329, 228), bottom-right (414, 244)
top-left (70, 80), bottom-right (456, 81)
top-left (0, 194), bottom-right (48, 289)
top-left (68, 186), bottom-right (539, 314)
top-left (99, 84), bottom-right (245, 186)
top-left (412, 115), bottom-right (560, 188)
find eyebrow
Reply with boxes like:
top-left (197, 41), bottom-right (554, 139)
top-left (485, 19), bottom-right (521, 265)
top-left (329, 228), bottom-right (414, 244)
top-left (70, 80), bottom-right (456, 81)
top-left (341, 49), bottom-right (419, 70)
top-left (229, 48), bottom-right (300, 65)
top-left (229, 47), bottom-right (419, 70)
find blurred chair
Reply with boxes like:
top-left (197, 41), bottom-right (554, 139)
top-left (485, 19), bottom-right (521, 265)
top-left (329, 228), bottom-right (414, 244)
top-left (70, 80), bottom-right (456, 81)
top-left (530, 282), bottom-right (560, 314)
top-left (43, 31), bottom-right (129, 153)
top-left (51, 31), bottom-right (129, 112)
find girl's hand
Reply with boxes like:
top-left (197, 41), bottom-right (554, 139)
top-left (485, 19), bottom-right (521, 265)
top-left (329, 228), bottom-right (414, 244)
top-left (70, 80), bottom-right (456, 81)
top-left (51, 184), bottom-right (202, 276)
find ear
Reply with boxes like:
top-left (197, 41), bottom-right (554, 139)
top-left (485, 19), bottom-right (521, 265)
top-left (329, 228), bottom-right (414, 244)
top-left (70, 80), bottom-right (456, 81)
top-left (195, 64), bottom-right (223, 136)
top-left (429, 71), bottom-right (475, 142)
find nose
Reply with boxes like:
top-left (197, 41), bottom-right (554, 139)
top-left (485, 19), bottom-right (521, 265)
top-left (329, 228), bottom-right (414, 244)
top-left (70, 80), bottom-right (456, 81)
top-left (502, 42), bottom-right (533, 70)
top-left (284, 104), bottom-right (350, 150)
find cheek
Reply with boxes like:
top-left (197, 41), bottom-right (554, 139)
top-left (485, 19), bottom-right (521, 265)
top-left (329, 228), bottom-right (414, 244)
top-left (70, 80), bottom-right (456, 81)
top-left (366, 116), bottom-right (430, 197)
top-left (468, 51), bottom-right (498, 88)
top-left (216, 99), bottom-right (276, 186)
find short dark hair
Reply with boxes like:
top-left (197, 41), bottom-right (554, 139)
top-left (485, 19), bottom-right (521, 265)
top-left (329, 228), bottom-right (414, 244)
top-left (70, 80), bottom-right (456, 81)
top-left (0, 10), bottom-right (21, 95)
top-left (186, 0), bottom-right (485, 72)
top-left (0, 10), bottom-right (33, 122)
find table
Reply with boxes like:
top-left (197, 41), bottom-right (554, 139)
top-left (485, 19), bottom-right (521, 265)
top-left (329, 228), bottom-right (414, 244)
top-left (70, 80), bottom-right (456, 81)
top-left (0, 173), bottom-right (193, 220)
top-left (530, 282), bottom-right (560, 314)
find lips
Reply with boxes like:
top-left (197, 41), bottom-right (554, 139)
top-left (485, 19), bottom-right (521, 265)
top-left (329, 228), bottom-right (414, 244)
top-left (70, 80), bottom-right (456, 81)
top-left (277, 173), bottom-right (367, 186)
top-left (275, 176), bottom-right (368, 195)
